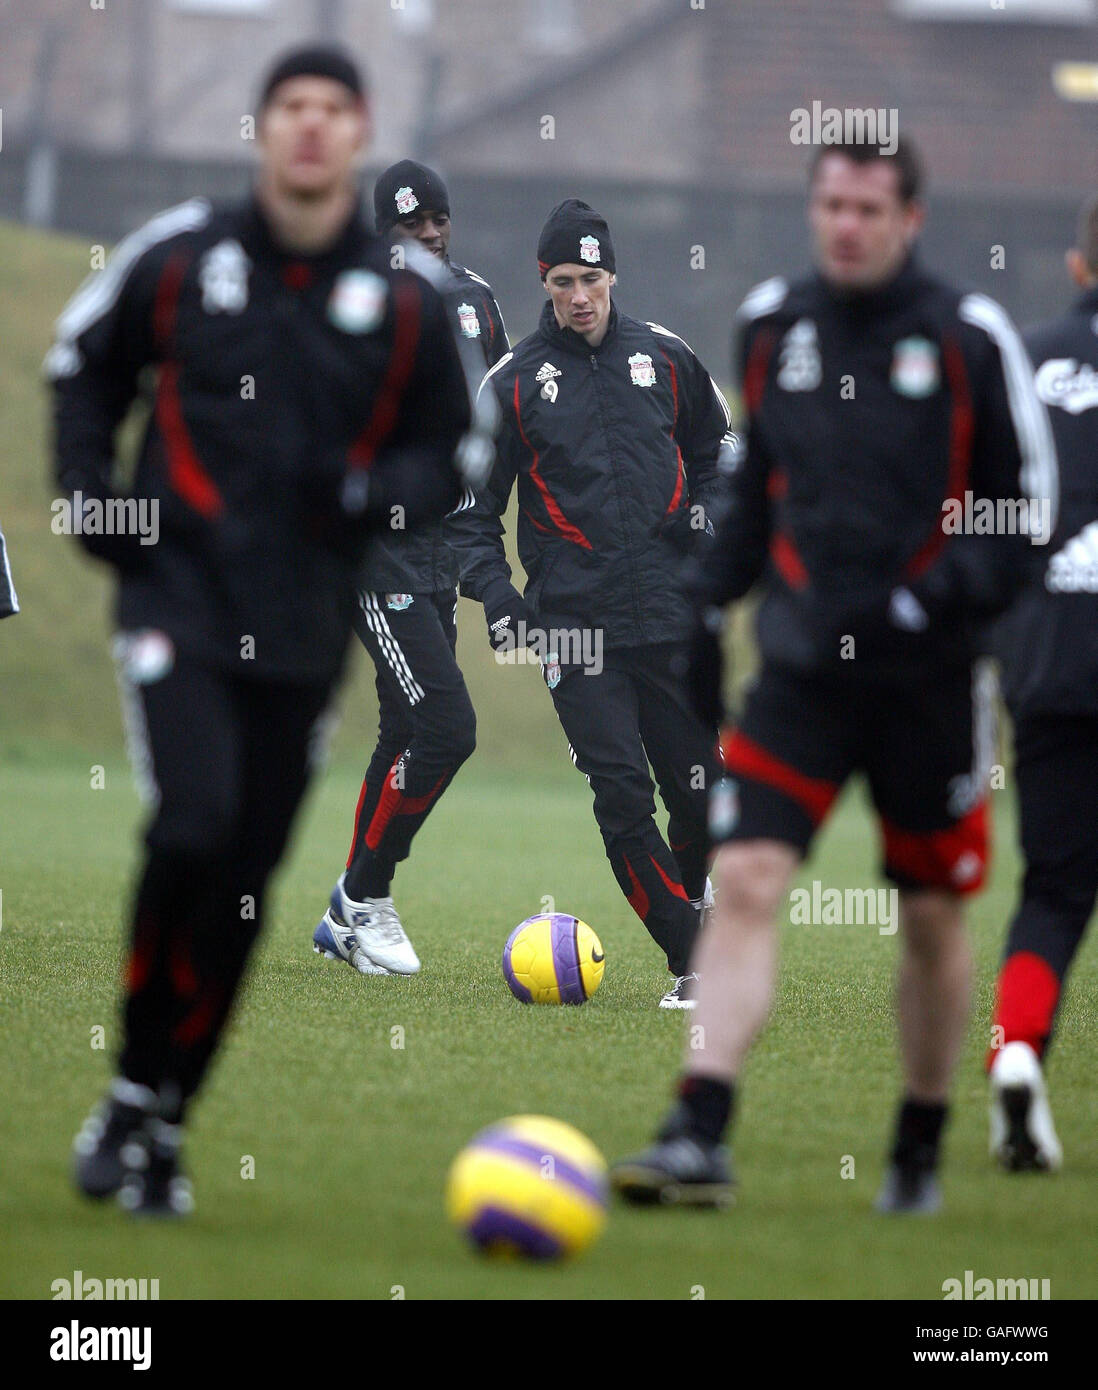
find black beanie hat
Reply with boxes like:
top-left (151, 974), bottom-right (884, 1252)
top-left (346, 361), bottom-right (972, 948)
top-left (537, 198), bottom-right (615, 278)
top-left (374, 160), bottom-right (451, 234)
top-left (259, 44), bottom-right (366, 109)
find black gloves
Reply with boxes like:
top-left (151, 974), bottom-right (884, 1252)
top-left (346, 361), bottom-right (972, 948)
top-left (484, 586), bottom-right (538, 653)
top-left (817, 581), bottom-right (945, 664)
top-left (657, 504), bottom-right (715, 558)
top-left (63, 487), bottom-right (151, 573)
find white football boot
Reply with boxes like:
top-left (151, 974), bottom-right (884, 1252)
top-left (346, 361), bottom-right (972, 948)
top-left (659, 973), bottom-right (699, 1010)
top-left (312, 903), bottom-right (391, 976)
top-left (658, 879), bottom-right (714, 1008)
top-left (989, 1040), bottom-right (1062, 1173)
top-left (333, 875), bottom-right (421, 976)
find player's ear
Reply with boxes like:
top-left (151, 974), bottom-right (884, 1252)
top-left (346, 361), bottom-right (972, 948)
top-left (352, 96), bottom-right (373, 161)
top-left (1066, 248), bottom-right (1092, 288)
top-left (902, 199), bottom-right (925, 246)
top-left (609, 273), bottom-right (617, 287)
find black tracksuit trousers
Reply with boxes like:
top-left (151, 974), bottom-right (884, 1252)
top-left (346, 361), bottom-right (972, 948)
top-left (547, 642), bottom-right (718, 976)
top-left (344, 589), bottom-right (476, 900)
top-left (117, 649), bottom-right (332, 1120)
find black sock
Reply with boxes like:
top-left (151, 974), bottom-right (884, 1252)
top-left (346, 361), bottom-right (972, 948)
top-left (662, 1075), bottom-right (735, 1146)
top-left (892, 1097), bottom-right (947, 1168)
top-left (345, 851), bottom-right (393, 901)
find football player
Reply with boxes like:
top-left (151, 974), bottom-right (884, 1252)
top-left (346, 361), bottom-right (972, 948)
top-left (312, 160), bottom-right (508, 978)
top-left (52, 45), bottom-right (473, 1215)
top-left (452, 199), bottom-right (733, 1007)
top-left (987, 192), bottom-right (1098, 1172)
top-left (613, 137), bottom-right (1057, 1211)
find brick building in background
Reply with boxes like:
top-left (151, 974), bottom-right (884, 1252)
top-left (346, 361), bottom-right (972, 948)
top-left (1, 0), bottom-right (1096, 364)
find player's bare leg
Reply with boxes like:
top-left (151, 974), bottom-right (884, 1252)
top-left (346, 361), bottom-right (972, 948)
top-left (897, 890), bottom-right (971, 1100)
top-left (875, 888), bottom-right (971, 1214)
top-left (611, 840), bottom-right (798, 1206)
top-left (684, 841), bottom-right (800, 1079)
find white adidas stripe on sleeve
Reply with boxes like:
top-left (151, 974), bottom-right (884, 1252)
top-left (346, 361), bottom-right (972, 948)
top-left (645, 321), bottom-right (732, 427)
top-left (475, 350), bottom-right (514, 405)
top-left (959, 293), bottom-right (1059, 542)
top-left (45, 198), bottom-right (212, 379)
top-left (0, 525), bottom-right (18, 616)
top-left (735, 276), bottom-right (789, 324)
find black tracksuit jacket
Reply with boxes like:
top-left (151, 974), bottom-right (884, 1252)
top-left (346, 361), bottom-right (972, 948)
top-left (452, 299), bottom-right (733, 648)
top-left (359, 256), bottom-right (508, 594)
top-left (997, 284), bottom-right (1098, 719)
top-left (702, 255), bottom-right (1059, 675)
top-left (48, 195), bottom-right (471, 685)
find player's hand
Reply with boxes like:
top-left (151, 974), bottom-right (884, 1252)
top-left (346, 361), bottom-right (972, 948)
top-left (683, 604), bottom-right (727, 730)
top-left (656, 505), bottom-right (715, 558)
top-left (887, 586), bottom-right (930, 632)
top-left (485, 588), bottom-right (537, 653)
top-left (454, 430), bottom-right (495, 491)
top-left (72, 492), bottom-right (151, 574)
top-left (821, 585), bottom-right (938, 662)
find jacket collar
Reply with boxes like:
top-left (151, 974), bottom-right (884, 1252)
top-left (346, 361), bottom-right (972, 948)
top-left (1073, 283), bottom-right (1098, 318)
top-left (815, 250), bottom-right (924, 320)
top-left (538, 297), bottom-right (620, 356)
top-left (236, 193), bottom-right (369, 269)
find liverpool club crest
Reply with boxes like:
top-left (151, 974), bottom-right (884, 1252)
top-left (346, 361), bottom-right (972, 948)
top-left (628, 352), bottom-right (656, 388)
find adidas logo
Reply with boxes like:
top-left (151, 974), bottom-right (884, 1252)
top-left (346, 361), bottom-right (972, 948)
top-left (1046, 520), bottom-right (1098, 593)
top-left (535, 361), bottom-right (562, 383)
top-left (1034, 357), bottom-right (1098, 414)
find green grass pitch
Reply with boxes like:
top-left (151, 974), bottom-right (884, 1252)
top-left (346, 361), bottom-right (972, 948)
top-left (1, 217), bottom-right (1095, 1300)
top-left (1, 750), bottom-right (1094, 1300)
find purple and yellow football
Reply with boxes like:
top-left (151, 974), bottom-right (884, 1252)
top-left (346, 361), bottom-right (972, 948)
top-left (446, 1115), bottom-right (609, 1259)
top-left (501, 913), bottom-right (605, 1005)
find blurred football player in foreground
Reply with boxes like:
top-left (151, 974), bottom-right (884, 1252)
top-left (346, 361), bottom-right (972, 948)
top-left (614, 137), bottom-right (1057, 1211)
top-left (51, 46), bottom-right (473, 1215)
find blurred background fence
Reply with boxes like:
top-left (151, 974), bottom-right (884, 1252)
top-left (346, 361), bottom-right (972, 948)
top-left (1, 0), bottom-right (1096, 763)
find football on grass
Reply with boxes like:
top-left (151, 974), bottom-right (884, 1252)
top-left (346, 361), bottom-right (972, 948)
top-left (501, 913), bottom-right (605, 1004)
top-left (446, 1115), bottom-right (609, 1259)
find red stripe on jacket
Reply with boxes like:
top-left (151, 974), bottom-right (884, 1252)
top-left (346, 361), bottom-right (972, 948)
top-left (659, 349), bottom-right (685, 516)
top-left (153, 253), bottom-right (224, 519)
top-left (904, 335), bottom-right (974, 581)
top-left (515, 375), bottom-right (592, 549)
top-left (349, 278), bottom-right (422, 469)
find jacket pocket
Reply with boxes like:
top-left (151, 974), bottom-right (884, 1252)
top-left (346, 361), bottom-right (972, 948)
top-left (524, 545), bottom-right (563, 617)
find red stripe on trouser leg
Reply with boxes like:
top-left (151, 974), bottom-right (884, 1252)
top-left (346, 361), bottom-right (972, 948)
top-left (393, 775), bottom-right (447, 815)
top-left (622, 854), bottom-right (650, 923)
top-left (172, 986), bottom-right (223, 1047)
top-left (881, 801), bottom-right (989, 895)
top-left (363, 767), bottom-right (449, 853)
top-left (126, 908), bottom-right (159, 993)
top-left (719, 730), bottom-right (839, 825)
top-left (650, 854), bottom-right (689, 900)
top-left (987, 950), bottom-right (1062, 1070)
top-left (170, 934), bottom-right (197, 997)
top-left (364, 758), bottom-right (405, 852)
top-left (347, 777), bottom-right (370, 867)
